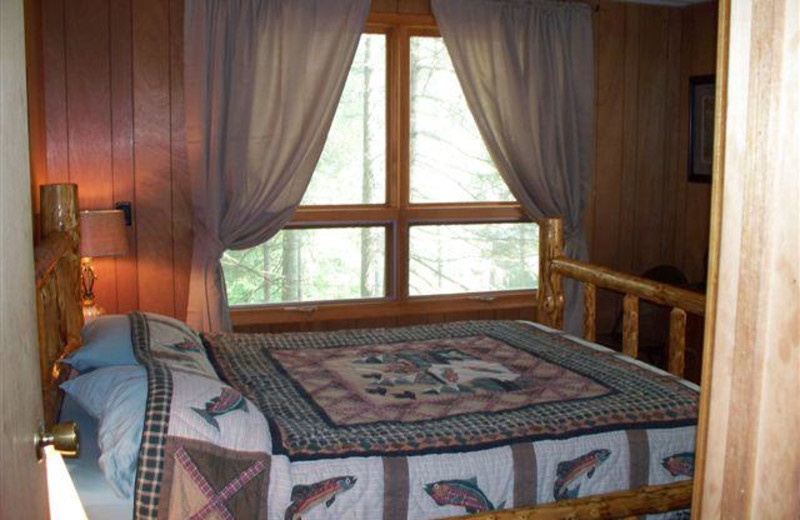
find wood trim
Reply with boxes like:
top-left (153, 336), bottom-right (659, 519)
top-left (396, 23), bottom-right (410, 300)
top-left (367, 12), bottom-right (436, 28)
top-left (550, 258), bottom-right (706, 316)
top-left (290, 204), bottom-right (526, 225)
top-left (693, 0), bottom-right (800, 516)
top-left (231, 290), bottom-right (536, 327)
top-left (442, 481), bottom-right (693, 520)
top-left (691, 0), bottom-right (729, 513)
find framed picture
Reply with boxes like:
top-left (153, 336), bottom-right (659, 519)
top-left (689, 75), bottom-right (716, 182)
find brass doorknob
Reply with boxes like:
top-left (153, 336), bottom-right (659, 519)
top-left (37, 421), bottom-right (79, 460)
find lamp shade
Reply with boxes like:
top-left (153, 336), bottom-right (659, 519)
top-left (79, 210), bottom-right (129, 258)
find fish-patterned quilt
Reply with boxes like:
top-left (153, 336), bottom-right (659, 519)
top-left (130, 313), bottom-right (697, 520)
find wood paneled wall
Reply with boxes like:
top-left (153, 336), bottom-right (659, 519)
top-left (587, 1), bottom-right (718, 332)
top-left (28, 0), bottom-right (192, 319)
top-left (26, 0), bottom-right (717, 329)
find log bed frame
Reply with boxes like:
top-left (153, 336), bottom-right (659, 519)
top-left (33, 183), bottom-right (703, 519)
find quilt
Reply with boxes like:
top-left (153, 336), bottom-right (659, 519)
top-left (130, 313), bottom-right (698, 520)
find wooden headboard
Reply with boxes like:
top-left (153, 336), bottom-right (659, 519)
top-left (34, 183), bottom-right (83, 426)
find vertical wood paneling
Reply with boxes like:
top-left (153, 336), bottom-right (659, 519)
top-left (660, 10), bottom-right (683, 263)
top-left (170, 0), bottom-right (192, 321)
top-left (24, 0), bottom-right (47, 219)
top-left (64, 0), bottom-right (118, 311)
top-left (132, 0), bottom-right (175, 316)
top-left (681, 3), bottom-right (716, 283)
top-left (588, 2), bottom-right (717, 336)
top-left (591, 2), bottom-right (626, 331)
top-left (617, 4), bottom-right (640, 275)
top-left (41, 0), bottom-right (69, 186)
top-left (110, 0), bottom-right (139, 313)
top-left (632, 6), bottom-right (668, 273)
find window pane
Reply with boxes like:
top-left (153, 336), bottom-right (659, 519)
top-left (223, 227), bottom-right (386, 305)
top-left (409, 223), bottom-right (538, 296)
top-left (410, 37), bottom-right (515, 203)
top-left (301, 34), bottom-right (386, 205)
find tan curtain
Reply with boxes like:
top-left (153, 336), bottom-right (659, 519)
top-left (431, 0), bottom-right (594, 334)
top-left (184, 0), bottom-right (370, 331)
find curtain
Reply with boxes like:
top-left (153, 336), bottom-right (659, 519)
top-left (184, 0), bottom-right (370, 331)
top-left (431, 0), bottom-right (594, 334)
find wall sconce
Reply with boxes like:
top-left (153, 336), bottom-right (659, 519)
top-left (79, 210), bottom-right (130, 320)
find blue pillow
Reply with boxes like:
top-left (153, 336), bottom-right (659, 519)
top-left (61, 366), bottom-right (147, 498)
top-left (64, 315), bottom-right (137, 372)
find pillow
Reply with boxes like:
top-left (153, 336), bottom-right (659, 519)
top-left (64, 315), bottom-right (137, 372)
top-left (61, 366), bottom-right (147, 498)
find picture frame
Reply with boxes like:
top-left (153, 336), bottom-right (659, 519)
top-left (688, 75), bottom-right (716, 183)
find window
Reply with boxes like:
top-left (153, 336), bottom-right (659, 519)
top-left (409, 37), bottom-right (515, 203)
top-left (223, 23), bottom-right (538, 315)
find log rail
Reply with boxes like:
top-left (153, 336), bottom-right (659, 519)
top-left (536, 218), bottom-right (705, 379)
top-left (446, 481), bottom-right (692, 520)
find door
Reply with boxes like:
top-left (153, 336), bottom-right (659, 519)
top-left (0, 0), bottom-right (50, 518)
top-left (692, 0), bottom-right (800, 517)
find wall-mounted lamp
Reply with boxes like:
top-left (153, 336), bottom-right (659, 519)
top-left (38, 422), bottom-right (87, 519)
top-left (79, 210), bottom-right (130, 320)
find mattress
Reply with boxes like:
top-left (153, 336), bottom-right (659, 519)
top-left (61, 395), bottom-right (134, 520)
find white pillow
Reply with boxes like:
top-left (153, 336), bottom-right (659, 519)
top-left (61, 366), bottom-right (147, 498)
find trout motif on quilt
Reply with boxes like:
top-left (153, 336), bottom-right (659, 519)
top-left (284, 476), bottom-right (357, 520)
top-left (192, 387), bottom-right (248, 430)
top-left (424, 477), bottom-right (505, 514)
top-left (553, 449), bottom-right (611, 500)
top-left (661, 452), bottom-right (695, 477)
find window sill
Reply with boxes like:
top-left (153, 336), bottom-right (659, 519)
top-left (230, 290), bottom-right (538, 327)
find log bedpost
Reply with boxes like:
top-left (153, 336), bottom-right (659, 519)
top-left (536, 218), bottom-right (565, 329)
top-left (38, 184), bottom-right (83, 363)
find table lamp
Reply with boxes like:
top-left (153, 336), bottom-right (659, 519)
top-left (79, 210), bottom-right (129, 319)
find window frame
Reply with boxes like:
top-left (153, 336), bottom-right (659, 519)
top-left (229, 14), bottom-right (536, 327)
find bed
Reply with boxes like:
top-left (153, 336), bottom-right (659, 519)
top-left (35, 183), bottom-right (703, 520)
